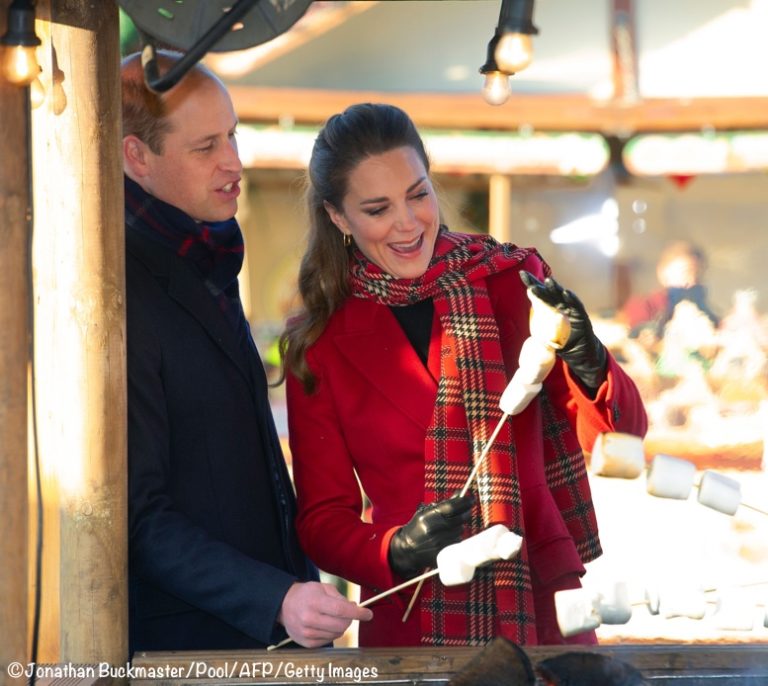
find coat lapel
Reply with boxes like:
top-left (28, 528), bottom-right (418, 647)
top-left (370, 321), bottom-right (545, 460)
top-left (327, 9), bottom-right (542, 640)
top-left (332, 298), bottom-right (439, 429)
top-left (127, 230), bottom-right (254, 388)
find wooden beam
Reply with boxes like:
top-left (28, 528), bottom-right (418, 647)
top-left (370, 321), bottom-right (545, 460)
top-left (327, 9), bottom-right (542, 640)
top-left (488, 174), bottom-right (512, 243)
top-left (610, 0), bottom-right (639, 105)
top-left (229, 86), bottom-right (768, 134)
top-left (32, 0), bottom-right (127, 667)
top-left (131, 644), bottom-right (768, 684)
top-left (0, 0), bottom-right (31, 677)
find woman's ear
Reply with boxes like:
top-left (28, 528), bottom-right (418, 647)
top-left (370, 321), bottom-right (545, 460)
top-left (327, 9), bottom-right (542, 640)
top-left (323, 200), bottom-right (348, 235)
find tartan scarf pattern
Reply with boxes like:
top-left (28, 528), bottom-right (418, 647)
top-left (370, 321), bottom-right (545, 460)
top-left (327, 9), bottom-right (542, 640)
top-left (349, 228), bottom-right (543, 645)
top-left (124, 175), bottom-right (245, 330)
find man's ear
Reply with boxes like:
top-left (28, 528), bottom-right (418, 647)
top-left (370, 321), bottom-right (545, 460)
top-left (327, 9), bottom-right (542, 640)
top-left (323, 200), bottom-right (348, 235)
top-left (123, 135), bottom-right (151, 177)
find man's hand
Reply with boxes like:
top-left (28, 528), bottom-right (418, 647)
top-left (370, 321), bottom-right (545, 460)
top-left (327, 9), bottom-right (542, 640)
top-left (388, 494), bottom-right (474, 579)
top-left (277, 581), bottom-right (373, 648)
top-left (520, 270), bottom-right (607, 390)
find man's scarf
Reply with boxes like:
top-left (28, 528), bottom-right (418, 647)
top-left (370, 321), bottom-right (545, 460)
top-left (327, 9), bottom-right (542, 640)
top-left (349, 227), bottom-right (543, 646)
top-left (124, 175), bottom-right (245, 331)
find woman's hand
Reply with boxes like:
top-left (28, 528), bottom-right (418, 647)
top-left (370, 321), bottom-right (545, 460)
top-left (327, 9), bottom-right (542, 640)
top-left (520, 271), bottom-right (607, 390)
top-left (388, 494), bottom-right (474, 579)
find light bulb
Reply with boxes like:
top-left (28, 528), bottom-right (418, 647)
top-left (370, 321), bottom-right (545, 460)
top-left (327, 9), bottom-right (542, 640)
top-left (495, 32), bottom-right (533, 73)
top-left (30, 73), bottom-right (45, 108)
top-left (1, 44), bottom-right (39, 85)
top-left (482, 71), bottom-right (511, 106)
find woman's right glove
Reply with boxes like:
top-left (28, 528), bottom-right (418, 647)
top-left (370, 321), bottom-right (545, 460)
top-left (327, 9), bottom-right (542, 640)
top-left (388, 494), bottom-right (474, 579)
top-left (520, 270), bottom-right (607, 390)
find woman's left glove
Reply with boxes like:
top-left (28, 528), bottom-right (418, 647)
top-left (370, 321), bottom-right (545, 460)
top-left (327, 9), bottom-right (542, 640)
top-left (520, 271), bottom-right (607, 390)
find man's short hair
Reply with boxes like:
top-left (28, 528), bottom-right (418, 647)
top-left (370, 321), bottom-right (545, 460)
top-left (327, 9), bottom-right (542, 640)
top-left (120, 51), bottom-right (219, 154)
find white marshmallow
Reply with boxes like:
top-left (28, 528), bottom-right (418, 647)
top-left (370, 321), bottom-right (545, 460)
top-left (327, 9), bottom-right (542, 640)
top-left (527, 290), bottom-right (571, 349)
top-left (644, 584), bottom-right (660, 615)
top-left (499, 379), bottom-right (542, 416)
top-left (646, 454), bottom-right (696, 500)
top-left (515, 337), bottom-right (557, 385)
top-left (697, 470), bottom-right (742, 516)
top-left (596, 581), bottom-right (632, 625)
top-left (436, 543), bottom-right (476, 586)
top-left (713, 590), bottom-right (754, 631)
top-left (658, 585), bottom-right (707, 620)
top-left (457, 524), bottom-right (509, 567)
top-left (590, 432), bottom-right (645, 479)
top-left (554, 587), bottom-right (601, 638)
top-left (493, 531), bottom-right (524, 561)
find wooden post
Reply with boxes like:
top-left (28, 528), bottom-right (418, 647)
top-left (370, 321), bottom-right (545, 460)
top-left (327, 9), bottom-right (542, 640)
top-left (488, 173), bottom-right (512, 243)
top-left (0, 0), bottom-right (31, 678)
top-left (31, 0), bottom-right (127, 667)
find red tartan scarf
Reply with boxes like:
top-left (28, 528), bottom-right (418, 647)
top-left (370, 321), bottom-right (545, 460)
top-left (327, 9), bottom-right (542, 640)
top-left (349, 227), bottom-right (546, 646)
top-left (124, 175), bottom-right (245, 331)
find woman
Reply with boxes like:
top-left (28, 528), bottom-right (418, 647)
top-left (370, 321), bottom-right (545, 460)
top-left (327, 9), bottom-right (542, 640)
top-left (280, 103), bottom-right (647, 647)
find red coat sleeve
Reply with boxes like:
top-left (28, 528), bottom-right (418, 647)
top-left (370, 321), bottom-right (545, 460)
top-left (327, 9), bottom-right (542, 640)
top-left (286, 352), bottom-right (401, 593)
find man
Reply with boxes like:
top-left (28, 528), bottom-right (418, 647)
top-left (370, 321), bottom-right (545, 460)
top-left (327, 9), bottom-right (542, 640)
top-left (121, 51), bottom-right (371, 651)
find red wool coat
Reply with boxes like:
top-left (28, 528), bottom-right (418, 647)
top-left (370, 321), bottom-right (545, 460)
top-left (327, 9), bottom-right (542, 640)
top-left (286, 252), bottom-right (647, 646)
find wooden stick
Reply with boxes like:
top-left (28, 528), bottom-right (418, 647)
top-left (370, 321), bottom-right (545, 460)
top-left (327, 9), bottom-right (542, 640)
top-left (690, 479), bottom-right (768, 518)
top-left (402, 412), bottom-right (511, 622)
top-left (268, 568), bottom-right (440, 650)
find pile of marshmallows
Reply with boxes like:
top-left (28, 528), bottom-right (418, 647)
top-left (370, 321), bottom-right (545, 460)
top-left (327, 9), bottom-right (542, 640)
top-left (555, 431), bottom-right (766, 638)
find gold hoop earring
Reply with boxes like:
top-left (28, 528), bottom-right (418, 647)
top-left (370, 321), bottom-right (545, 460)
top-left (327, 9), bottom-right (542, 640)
top-left (343, 233), bottom-right (352, 248)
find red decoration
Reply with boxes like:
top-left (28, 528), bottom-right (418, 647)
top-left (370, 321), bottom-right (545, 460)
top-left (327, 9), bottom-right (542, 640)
top-left (668, 174), bottom-right (696, 189)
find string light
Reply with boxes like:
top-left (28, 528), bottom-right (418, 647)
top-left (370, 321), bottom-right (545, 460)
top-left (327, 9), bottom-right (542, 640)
top-left (494, 0), bottom-right (538, 74)
top-left (0, 0), bottom-right (42, 86)
top-left (479, 32), bottom-right (511, 106)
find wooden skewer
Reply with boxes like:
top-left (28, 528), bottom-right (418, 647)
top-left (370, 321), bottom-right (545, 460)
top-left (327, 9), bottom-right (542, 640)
top-left (401, 411), bottom-right (511, 622)
top-left (267, 568), bottom-right (440, 651)
top-left (402, 296), bottom-right (564, 622)
top-left (689, 478), bottom-right (768, 518)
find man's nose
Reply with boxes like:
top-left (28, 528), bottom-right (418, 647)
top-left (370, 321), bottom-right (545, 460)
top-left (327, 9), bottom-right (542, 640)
top-left (219, 138), bottom-right (242, 173)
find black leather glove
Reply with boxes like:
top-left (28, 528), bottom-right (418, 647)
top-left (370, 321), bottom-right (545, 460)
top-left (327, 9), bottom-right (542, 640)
top-left (388, 494), bottom-right (474, 579)
top-left (520, 271), bottom-right (607, 390)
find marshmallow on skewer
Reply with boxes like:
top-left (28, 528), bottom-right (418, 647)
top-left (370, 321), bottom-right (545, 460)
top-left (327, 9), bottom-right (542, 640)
top-left (499, 379), bottom-right (542, 416)
top-left (644, 585), bottom-right (660, 615)
top-left (697, 470), bottom-right (742, 516)
top-left (515, 337), bottom-right (557, 385)
top-left (436, 543), bottom-right (478, 586)
top-left (555, 587), bottom-right (601, 638)
top-left (437, 525), bottom-right (523, 586)
top-left (590, 432), bottom-right (645, 479)
top-left (713, 589), bottom-right (755, 631)
top-left (527, 290), bottom-right (571, 350)
top-left (646, 453), bottom-right (696, 500)
top-left (658, 584), bottom-right (707, 620)
top-left (596, 581), bottom-right (632, 625)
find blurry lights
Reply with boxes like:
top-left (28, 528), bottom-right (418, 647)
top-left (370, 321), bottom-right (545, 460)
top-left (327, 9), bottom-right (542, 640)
top-left (496, 31), bottom-right (534, 73)
top-left (479, 0), bottom-right (538, 106)
top-left (479, 32), bottom-right (511, 106)
top-left (494, 0), bottom-right (538, 73)
top-left (0, 0), bottom-right (42, 86)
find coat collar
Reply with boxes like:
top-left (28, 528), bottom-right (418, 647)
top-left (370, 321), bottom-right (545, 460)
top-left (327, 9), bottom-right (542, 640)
top-left (330, 297), bottom-right (440, 429)
top-left (126, 229), bottom-right (253, 387)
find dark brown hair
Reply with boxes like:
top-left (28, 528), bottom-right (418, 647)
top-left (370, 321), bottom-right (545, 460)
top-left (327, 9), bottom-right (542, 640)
top-left (279, 103), bottom-right (431, 393)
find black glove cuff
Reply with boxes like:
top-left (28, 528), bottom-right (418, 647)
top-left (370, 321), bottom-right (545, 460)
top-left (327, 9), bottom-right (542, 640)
top-left (560, 338), bottom-right (607, 390)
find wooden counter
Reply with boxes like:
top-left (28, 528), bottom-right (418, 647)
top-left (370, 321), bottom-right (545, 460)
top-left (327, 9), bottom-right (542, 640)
top-left (129, 644), bottom-right (768, 685)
